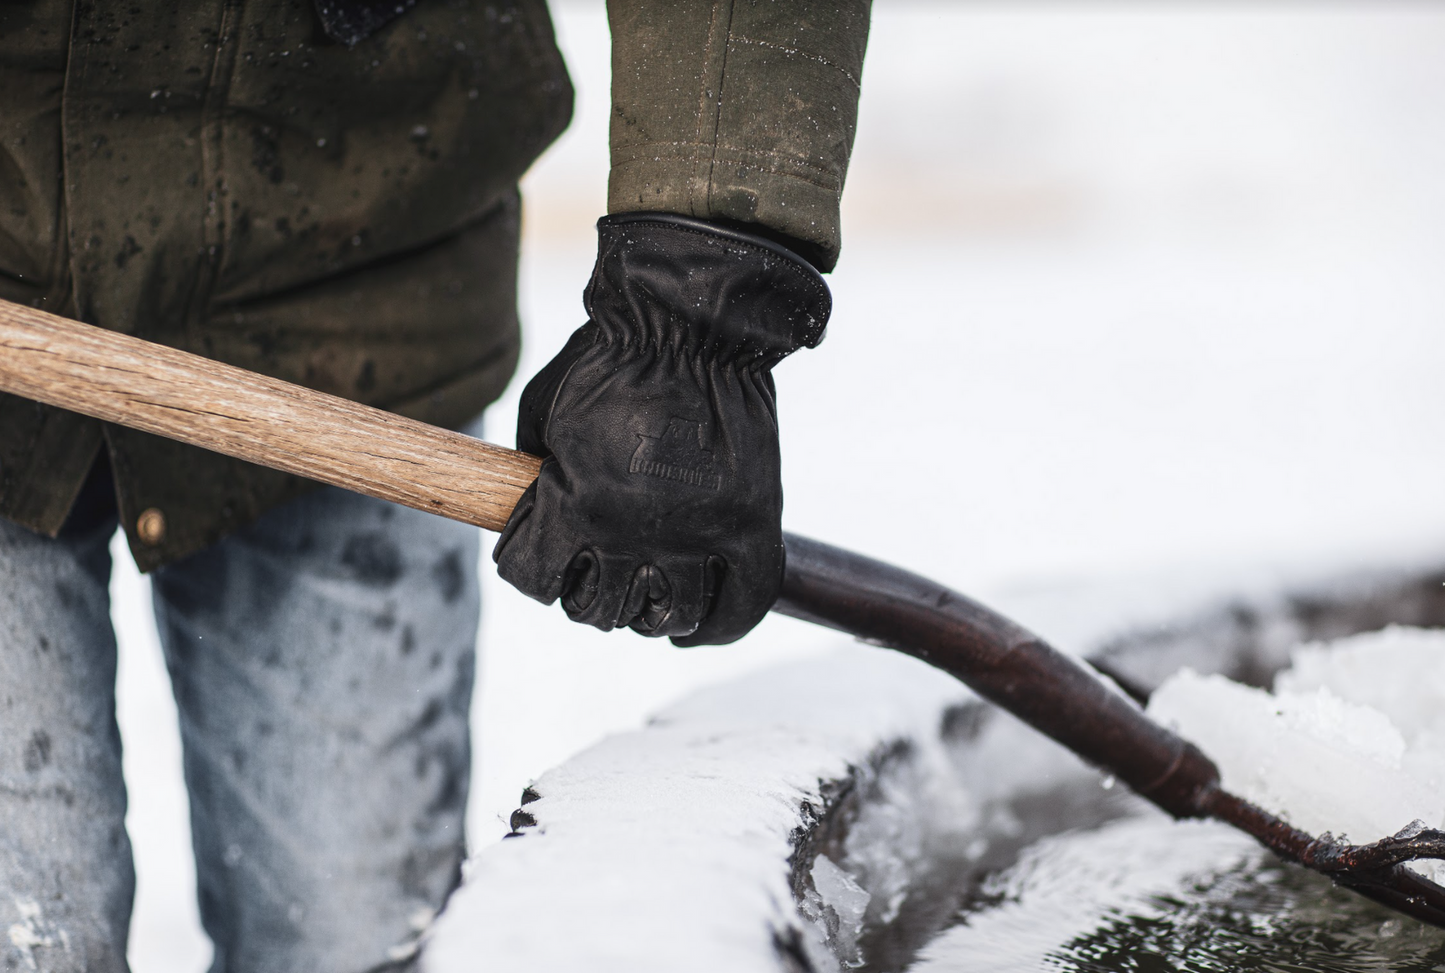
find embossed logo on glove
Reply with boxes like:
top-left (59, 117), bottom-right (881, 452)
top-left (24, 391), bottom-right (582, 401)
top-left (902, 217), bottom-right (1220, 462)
top-left (631, 416), bottom-right (725, 492)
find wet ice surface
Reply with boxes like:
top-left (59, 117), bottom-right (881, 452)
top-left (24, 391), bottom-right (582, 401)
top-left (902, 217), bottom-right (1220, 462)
top-left (912, 815), bottom-right (1445, 973)
top-left (908, 630), bottom-right (1445, 972)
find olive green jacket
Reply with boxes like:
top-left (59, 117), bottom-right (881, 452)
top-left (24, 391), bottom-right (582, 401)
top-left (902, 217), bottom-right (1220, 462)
top-left (0, 0), bottom-right (868, 570)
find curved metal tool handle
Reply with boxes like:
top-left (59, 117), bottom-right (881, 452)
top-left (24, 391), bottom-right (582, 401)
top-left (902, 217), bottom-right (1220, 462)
top-left (0, 298), bottom-right (541, 531)
top-left (776, 533), bottom-right (1445, 929)
top-left (775, 533), bottom-right (1223, 820)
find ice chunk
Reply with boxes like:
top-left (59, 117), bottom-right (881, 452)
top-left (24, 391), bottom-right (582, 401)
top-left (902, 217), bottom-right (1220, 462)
top-left (1147, 628), bottom-right (1445, 875)
top-left (806, 854), bottom-right (872, 968)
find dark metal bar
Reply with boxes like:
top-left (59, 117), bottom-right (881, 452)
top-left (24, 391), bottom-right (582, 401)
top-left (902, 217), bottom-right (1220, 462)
top-left (1195, 791), bottom-right (1445, 924)
top-left (776, 532), bottom-right (1445, 928)
top-left (776, 532), bottom-right (1221, 819)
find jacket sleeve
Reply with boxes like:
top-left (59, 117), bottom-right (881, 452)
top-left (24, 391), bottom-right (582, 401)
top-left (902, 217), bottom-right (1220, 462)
top-left (606, 0), bottom-right (871, 272)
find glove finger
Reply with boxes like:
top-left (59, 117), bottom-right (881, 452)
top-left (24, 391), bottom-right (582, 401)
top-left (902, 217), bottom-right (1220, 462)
top-left (619, 564), bottom-right (671, 637)
top-left (620, 556), bottom-right (722, 639)
top-left (671, 552), bottom-right (777, 647)
top-left (559, 549), bottom-right (601, 616)
top-left (560, 551), bottom-right (635, 632)
top-left (664, 555), bottom-right (729, 646)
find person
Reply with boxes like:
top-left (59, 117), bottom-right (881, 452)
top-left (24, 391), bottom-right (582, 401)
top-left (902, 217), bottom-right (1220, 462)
top-left (0, 1), bottom-right (870, 969)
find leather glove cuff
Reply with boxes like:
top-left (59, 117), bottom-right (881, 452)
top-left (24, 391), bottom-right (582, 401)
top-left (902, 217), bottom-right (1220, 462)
top-left (588, 213), bottom-right (831, 366)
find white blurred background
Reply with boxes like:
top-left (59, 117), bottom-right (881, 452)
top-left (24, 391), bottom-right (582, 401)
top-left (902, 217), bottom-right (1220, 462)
top-left (114, 3), bottom-right (1445, 968)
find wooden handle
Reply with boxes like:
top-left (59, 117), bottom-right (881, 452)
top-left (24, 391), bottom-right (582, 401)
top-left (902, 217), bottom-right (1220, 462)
top-left (0, 298), bottom-right (541, 531)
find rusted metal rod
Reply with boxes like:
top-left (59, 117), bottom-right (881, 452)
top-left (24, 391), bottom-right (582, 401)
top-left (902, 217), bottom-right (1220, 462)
top-left (774, 533), bottom-right (1221, 821)
top-left (775, 533), bottom-right (1445, 928)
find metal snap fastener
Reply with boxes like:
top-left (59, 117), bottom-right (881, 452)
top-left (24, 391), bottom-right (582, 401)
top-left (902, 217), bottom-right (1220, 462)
top-left (137, 507), bottom-right (166, 546)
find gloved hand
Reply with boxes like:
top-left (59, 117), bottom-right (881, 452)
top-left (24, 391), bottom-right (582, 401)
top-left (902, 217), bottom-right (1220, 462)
top-left (493, 213), bottom-right (830, 645)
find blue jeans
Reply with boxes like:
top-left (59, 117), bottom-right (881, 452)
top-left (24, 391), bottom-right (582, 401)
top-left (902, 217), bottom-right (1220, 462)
top-left (0, 482), bottom-right (480, 973)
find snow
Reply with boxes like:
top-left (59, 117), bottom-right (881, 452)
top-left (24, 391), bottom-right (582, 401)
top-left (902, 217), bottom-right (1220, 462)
top-left (1279, 626), bottom-right (1445, 749)
top-left (421, 647), bottom-right (971, 973)
top-left (1148, 628), bottom-right (1445, 872)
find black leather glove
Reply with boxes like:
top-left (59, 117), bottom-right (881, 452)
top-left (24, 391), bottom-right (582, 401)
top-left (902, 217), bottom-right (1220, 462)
top-left (493, 213), bottom-right (830, 645)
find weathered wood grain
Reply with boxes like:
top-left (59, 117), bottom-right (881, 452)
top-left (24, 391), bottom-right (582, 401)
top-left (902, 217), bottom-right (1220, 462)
top-left (0, 297), bottom-right (540, 532)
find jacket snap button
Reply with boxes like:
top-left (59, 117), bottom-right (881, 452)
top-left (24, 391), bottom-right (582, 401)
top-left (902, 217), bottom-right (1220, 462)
top-left (137, 508), bottom-right (167, 546)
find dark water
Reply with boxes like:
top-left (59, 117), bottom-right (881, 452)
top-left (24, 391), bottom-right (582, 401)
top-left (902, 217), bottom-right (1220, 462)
top-left (913, 815), bottom-right (1445, 973)
top-left (1051, 858), bottom-right (1445, 973)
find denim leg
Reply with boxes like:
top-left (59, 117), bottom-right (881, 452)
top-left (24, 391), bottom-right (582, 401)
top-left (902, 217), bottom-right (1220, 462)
top-left (151, 487), bottom-right (480, 973)
top-left (0, 514), bottom-right (132, 973)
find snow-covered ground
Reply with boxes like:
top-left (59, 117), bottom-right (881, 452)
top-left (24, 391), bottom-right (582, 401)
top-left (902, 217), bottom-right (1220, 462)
top-left (422, 597), bottom-right (1445, 971)
top-left (424, 647), bottom-right (976, 973)
top-left (113, 3), bottom-right (1445, 969)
